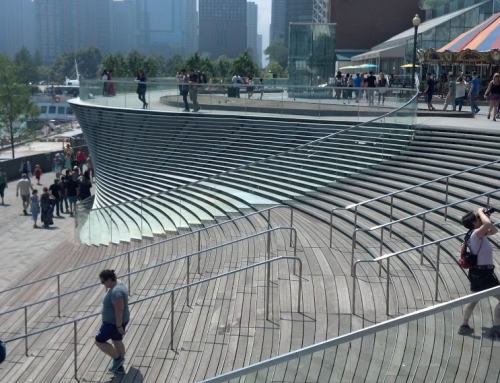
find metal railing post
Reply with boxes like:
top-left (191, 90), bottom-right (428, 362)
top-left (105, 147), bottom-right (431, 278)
top-left (128, 253), bottom-right (132, 295)
top-left (170, 291), bottom-right (175, 351)
top-left (57, 274), bottom-right (61, 318)
top-left (352, 264), bottom-right (357, 316)
top-left (444, 177), bottom-right (449, 220)
top-left (290, 208), bottom-right (294, 247)
top-left (293, 230), bottom-right (297, 275)
top-left (389, 196), bottom-right (394, 238)
top-left (267, 230), bottom-right (271, 259)
top-left (435, 243), bottom-right (441, 302)
top-left (351, 231), bottom-right (357, 276)
top-left (266, 250), bottom-right (271, 321)
top-left (420, 214), bottom-right (426, 264)
top-left (197, 231), bottom-right (201, 274)
top-left (379, 228), bottom-right (385, 276)
top-left (386, 258), bottom-right (390, 316)
top-left (73, 322), bottom-right (78, 380)
top-left (297, 259), bottom-right (302, 314)
top-left (353, 206), bottom-right (358, 231)
top-left (267, 209), bottom-right (271, 230)
top-left (24, 307), bottom-right (28, 356)
top-left (186, 257), bottom-right (190, 307)
top-left (329, 210), bottom-right (333, 248)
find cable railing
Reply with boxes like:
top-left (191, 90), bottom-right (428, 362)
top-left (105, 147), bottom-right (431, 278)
top-left (4, 255), bottom-right (303, 381)
top-left (350, 187), bottom-right (500, 268)
top-left (199, 284), bottom-right (500, 383)
top-left (352, 222), bottom-right (500, 316)
top-left (1, 205), bottom-right (293, 300)
top-left (0, 227), bottom-right (298, 332)
top-left (74, 84), bottom-right (418, 243)
top-left (329, 158), bottom-right (500, 247)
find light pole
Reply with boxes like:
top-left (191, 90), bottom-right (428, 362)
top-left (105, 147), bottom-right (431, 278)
top-left (411, 14), bottom-right (421, 89)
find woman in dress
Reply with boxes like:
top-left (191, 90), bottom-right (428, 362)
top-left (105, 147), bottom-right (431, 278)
top-left (484, 73), bottom-right (500, 121)
top-left (107, 69), bottom-right (116, 96)
top-left (40, 187), bottom-right (53, 228)
top-left (135, 70), bottom-right (148, 109)
top-left (30, 189), bottom-right (40, 228)
top-left (101, 70), bottom-right (108, 97)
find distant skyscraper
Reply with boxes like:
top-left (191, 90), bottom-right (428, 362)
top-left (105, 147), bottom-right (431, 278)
top-left (247, 2), bottom-right (259, 64)
top-left (0, 0), bottom-right (36, 56)
top-left (270, 0), bottom-right (286, 42)
top-left (285, 0), bottom-right (314, 46)
top-left (181, 0), bottom-right (199, 56)
top-left (199, 0), bottom-right (247, 59)
top-left (111, 0), bottom-right (137, 53)
top-left (77, 0), bottom-right (111, 54)
top-left (257, 34), bottom-right (263, 68)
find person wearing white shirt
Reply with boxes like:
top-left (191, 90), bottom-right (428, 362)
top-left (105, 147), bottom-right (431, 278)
top-left (455, 76), bottom-right (467, 112)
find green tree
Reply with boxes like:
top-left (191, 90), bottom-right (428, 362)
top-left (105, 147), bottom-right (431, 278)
top-left (231, 50), bottom-right (259, 78)
top-left (75, 46), bottom-right (102, 79)
top-left (165, 54), bottom-right (185, 76)
top-left (0, 55), bottom-right (41, 158)
top-left (14, 47), bottom-right (39, 84)
top-left (214, 55), bottom-right (233, 81)
top-left (184, 52), bottom-right (216, 77)
top-left (262, 61), bottom-right (287, 79)
top-left (100, 52), bottom-right (128, 77)
top-left (264, 39), bottom-right (288, 69)
top-left (126, 49), bottom-right (146, 77)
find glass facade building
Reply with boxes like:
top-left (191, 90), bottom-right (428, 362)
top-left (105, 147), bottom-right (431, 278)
top-left (288, 23), bottom-right (336, 87)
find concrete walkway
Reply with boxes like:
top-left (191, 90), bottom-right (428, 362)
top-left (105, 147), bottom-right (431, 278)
top-left (0, 170), bottom-right (75, 290)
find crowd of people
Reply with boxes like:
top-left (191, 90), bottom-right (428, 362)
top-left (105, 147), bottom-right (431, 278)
top-left (328, 71), bottom-right (391, 106)
top-left (9, 145), bottom-right (94, 229)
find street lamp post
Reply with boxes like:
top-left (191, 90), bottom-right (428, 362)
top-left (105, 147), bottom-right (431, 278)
top-left (411, 14), bottom-right (421, 89)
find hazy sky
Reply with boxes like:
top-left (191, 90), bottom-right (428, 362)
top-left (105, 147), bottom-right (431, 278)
top-left (253, 0), bottom-right (271, 64)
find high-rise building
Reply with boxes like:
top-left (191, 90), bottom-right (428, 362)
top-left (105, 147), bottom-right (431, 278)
top-left (77, 0), bottom-right (111, 54)
top-left (182, 0), bottom-right (199, 56)
top-left (257, 34), bottom-right (263, 68)
top-left (270, 0), bottom-right (286, 42)
top-left (199, 0), bottom-right (247, 59)
top-left (285, 0), bottom-right (314, 46)
top-left (0, 0), bottom-right (36, 56)
top-left (247, 2), bottom-right (259, 64)
top-left (111, 0), bottom-right (137, 53)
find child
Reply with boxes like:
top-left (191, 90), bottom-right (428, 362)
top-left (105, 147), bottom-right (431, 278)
top-left (30, 189), bottom-right (40, 228)
top-left (34, 165), bottom-right (42, 185)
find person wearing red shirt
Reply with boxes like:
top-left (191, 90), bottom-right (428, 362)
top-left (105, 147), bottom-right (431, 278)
top-left (76, 150), bottom-right (87, 172)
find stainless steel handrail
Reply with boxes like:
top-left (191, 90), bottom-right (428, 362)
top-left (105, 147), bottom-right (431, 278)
top-left (4, 255), bottom-right (302, 382)
top-left (352, 221), bottom-right (500, 316)
top-left (0, 227), bottom-right (297, 327)
top-left (199, 284), bottom-right (500, 383)
top-left (0, 204), bottom-right (293, 297)
top-left (329, 158), bottom-right (500, 247)
top-left (350, 187), bottom-right (500, 269)
top-left (78, 87), bottom-right (418, 215)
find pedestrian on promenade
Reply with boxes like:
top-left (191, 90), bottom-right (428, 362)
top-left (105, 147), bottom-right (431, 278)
top-left (86, 155), bottom-right (94, 181)
top-left (33, 165), bottom-right (42, 185)
top-left (443, 74), bottom-right (457, 111)
top-left (40, 187), bottom-right (53, 228)
top-left (16, 173), bottom-right (33, 215)
top-left (258, 78), bottom-right (264, 100)
top-left (49, 178), bottom-right (61, 217)
top-left (377, 72), bottom-right (388, 106)
top-left (188, 68), bottom-right (200, 112)
top-left (64, 153), bottom-right (72, 171)
top-left (76, 150), bottom-right (86, 172)
top-left (65, 143), bottom-right (74, 159)
top-left (469, 71), bottom-right (480, 115)
top-left (78, 173), bottom-right (92, 201)
top-left (365, 71), bottom-right (377, 106)
top-left (19, 158), bottom-right (31, 180)
top-left (101, 70), bottom-right (109, 97)
top-left (53, 155), bottom-right (62, 174)
top-left (66, 176), bottom-right (78, 217)
top-left (485, 73), bottom-right (500, 121)
top-left (353, 73), bottom-right (362, 103)
top-left (95, 269), bottom-right (129, 375)
top-left (455, 76), bottom-right (467, 112)
top-left (59, 176), bottom-right (68, 213)
top-left (135, 70), bottom-right (148, 109)
top-left (178, 69), bottom-right (190, 112)
top-left (0, 167), bottom-right (7, 206)
top-left (424, 73), bottom-right (436, 111)
top-left (30, 189), bottom-right (40, 228)
top-left (459, 208), bottom-right (500, 336)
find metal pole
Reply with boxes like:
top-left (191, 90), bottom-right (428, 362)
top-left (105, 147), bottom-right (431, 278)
top-left (170, 292), bottom-right (175, 351)
top-left (290, 208), bottom-right (294, 247)
top-left (266, 259), bottom-right (271, 321)
top-left (351, 232), bottom-right (357, 277)
top-left (435, 244), bottom-right (441, 302)
top-left (24, 307), bottom-right (28, 356)
top-left (293, 230), bottom-right (297, 275)
top-left (353, 206), bottom-right (358, 232)
top-left (411, 24), bottom-right (418, 89)
top-left (420, 214), bottom-right (426, 264)
top-left (352, 265), bottom-right (357, 316)
top-left (444, 177), bottom-right (449, 220)
top-left (267, 230), bottom-right (271, 259)
top-left (329, 211), bottom-right (333, 248)
top-left (197, 231), bottom-right (201, 274)
top-left (73, 321), bottom-right (78, 380)
top-left (267, 209), bottom-right (271, 230)
top-left (379, 228), bottom-right (385, 277)
top-left (389, 196), bottom-right (394, 238)
top-left (386, 258), bottom-right (391, 316)
top-left (297, 259), bottom-right (303, 314)
top-left (186, 257), bottom-right (190, 307)
top-left (128, 253), bottom-right (132, 295)
top-left (57, 274), bottom-right (61, 318)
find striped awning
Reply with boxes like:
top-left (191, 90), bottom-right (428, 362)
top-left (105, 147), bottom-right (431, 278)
top-left (439, 13), bottom-right (500, 52)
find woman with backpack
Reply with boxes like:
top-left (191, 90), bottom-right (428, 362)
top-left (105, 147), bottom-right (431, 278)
top-left (459, 208), bottom-right (500, 336)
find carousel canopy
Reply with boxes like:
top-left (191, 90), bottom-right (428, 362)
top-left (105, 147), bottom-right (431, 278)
top-left (439, 13), bottom-right (500, 52)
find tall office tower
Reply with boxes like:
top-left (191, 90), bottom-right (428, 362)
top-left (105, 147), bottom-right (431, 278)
top-left (257, 34), bottom-right (263, 68)
top-left (111, 0), bottom-right (138, 53)
top-left (247, 2), bottom-right (259, 64)
top-left (77, 0), bottom-right (111, 54)
top-left (199, 0), bottom-right (247, 59)
top-left (270, 0), bottom-right (287, 42)
top-left (36, 0), bottom-right (68, 63)
top-left (181, 0), bottom-right (199, 55)
top-left (0, 0), bottom-right (37, 56)
top-left (285, 0), bottom-right (314, 46)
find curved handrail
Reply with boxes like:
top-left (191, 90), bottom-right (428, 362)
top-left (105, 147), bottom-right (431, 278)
top-left (5, 255), bottom-right (302, 382)
top-left (352, 221), bottom-right (500, 316)
top-left (0, 226), bottom-right (297, 322)
top-left (73, 86), bottom-right (418, 215)
top-left (0, 204), bottom-right (292, 296)
top-left (350, 187), bottom-right (500, 267)
top-left (329, 158), bottom-right (500, 246)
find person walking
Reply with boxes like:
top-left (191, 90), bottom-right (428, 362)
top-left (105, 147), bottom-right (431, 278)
top-left (107, 69), bottom-right (116, 97)
top-left (66, 176), bottom-right (78, 217)
top-left (377, 72), bottom-right (388, 106)
top-left (455, 76), bottom-right (467, 112)
top-left (76, 150), bottom-right (86, 172)
top-left (33, 165), bottom-right (42, 185)
top-left (101, 70), bottom-right (109, 97)
top-left (59, 176), bottom-right (68, 214)
top-left (484, 73), bottom-right (500, 121)
top-left (19, 158), bottom-right (31, 180)
top-left (53, 155), bottom-right (62, 174)
top-left (0, 167), bottom-right (7, 206)
top-left (40, 187), bottom-right (53, 228)
top-left (86, 155), bottom-right (94, 181)
top-left (365, 71), bottom-right (377, 106)
top-left (353, 73), bottom-right (362, 103)
top-left (78, 174), bottom-right (92, 201)
top-left (95, 270), bottom-right (129, 375)
top-left (135, 70), bottom-right (148, 109)
top-left (188, 68), bottom-right (200, 112)
top-left (30, 189), bottom-right (40, 228)
top-left (49, 178), bottom-right (61, 217)
top-left (258, 78), bottom-right (264, 100)
top-left (443, 74), bottom-right (457, 111)
top-left (458, 208), bottom-right (500, 336)
top-left (424, 73), bottom-right (436, 111)
top-left (469, 71), bottom-right (480, 115)
top-left (16, 173), bottom-right (33, 215)
top-left (178, 69), bottom-right (190, 112)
